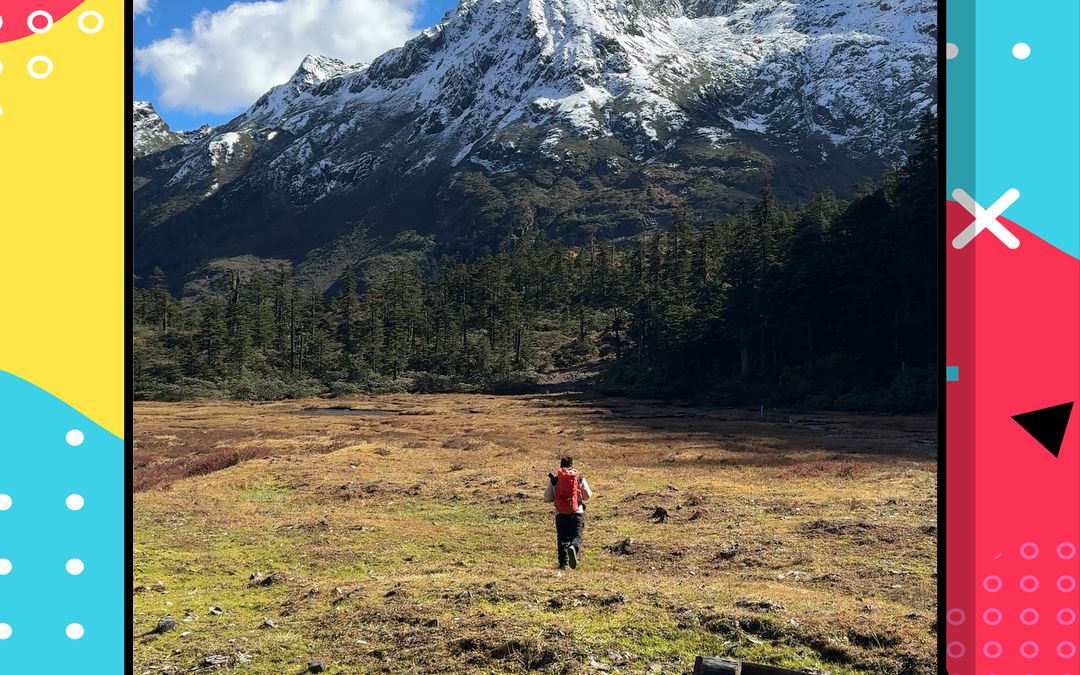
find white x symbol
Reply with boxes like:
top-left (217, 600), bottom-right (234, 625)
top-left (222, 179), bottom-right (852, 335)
top-left (952, 188), bottom-right (1021, 249)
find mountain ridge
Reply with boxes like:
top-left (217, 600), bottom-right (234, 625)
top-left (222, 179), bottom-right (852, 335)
top-left (134, 0), bottom-right (936, 290)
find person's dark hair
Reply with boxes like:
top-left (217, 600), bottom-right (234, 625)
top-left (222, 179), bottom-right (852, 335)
top-left (560, 456), bottom-right (573, 468)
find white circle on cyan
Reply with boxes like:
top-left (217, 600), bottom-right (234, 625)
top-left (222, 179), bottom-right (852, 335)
top-left (0, 559), bottom-right (11, 575)
top-left (66, 429), bottom-right (84, 446)
top-left (66, 494), bottom-right (84, 511)
top-left (66, 559), bottom-right (84, 575)
top-left (66, 623), bottom-right (84, 640)
top-left (27, 10), bottom-right (53, 34)
top-left (0, 624), bottom-right (11, 640)
top-left (0, 495), bottom-right (10, 511)
top-left (28, 56), bottom-right (53, 80)
top-left (78, 11), bottom-right (104, 34)
top-left (1013, 42), bottom-right (1031, 60)
top-left (946, 43), bottom-right (959, 60)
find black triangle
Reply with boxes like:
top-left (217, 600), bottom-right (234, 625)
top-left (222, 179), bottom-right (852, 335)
top-left (1012, 402), bottom-right (1074, 458)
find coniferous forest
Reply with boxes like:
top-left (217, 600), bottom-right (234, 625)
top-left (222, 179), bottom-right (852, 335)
top-left (134, 120), bottom-right (936, 412)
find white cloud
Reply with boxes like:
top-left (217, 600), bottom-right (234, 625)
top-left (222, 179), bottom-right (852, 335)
top-left (135, 0), bottom-right (420, 115)
top-left (133, 0), bottom-right (151, 15)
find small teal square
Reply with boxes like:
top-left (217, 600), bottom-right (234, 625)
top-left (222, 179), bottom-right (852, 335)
top-left (945, 366), bottom-right (960, 382)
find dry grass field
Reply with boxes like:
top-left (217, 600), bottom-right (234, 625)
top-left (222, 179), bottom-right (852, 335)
top-left (133, 394), bottom-right (937, 674)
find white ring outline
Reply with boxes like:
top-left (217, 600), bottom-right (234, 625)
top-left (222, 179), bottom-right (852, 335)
top-left (27, 10), bottom-right (53, 34)
top-left (27, 56), bottom-right (53, 80)
top-left (78, 10), bottom-right (104, 34)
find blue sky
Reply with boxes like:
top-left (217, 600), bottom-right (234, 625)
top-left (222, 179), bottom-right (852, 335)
top-left (135, 0), bottom-right (457, 131)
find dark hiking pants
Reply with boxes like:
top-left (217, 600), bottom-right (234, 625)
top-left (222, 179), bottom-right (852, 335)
top-left (555, 512), bottom-right (585, 567)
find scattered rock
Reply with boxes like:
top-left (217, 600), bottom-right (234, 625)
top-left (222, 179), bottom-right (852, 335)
top-left (814, 573), bottom-right (843, 583)
top-left (424, 618), bottom-right (439, 628)
top-left (261, 618), bottom-right (278, 629)
top-left (201, 654), bottom-right (230, 669)
top-left (306, 586), bottom-right (319, 598)
top-left (588, 657), bottom-right (612, 671)
top-left (152, 616), bottom-right (177, 634)
top-left (650, 506), bottom-right (669, 523)
top-left (332, 588), bottom-right (362, 606)
top-left (249, 572), bottom-right (284, 587)
top-left (179, 631), bottom-right (190, 638)
top-left (688, 510), bottom-right (704, 521)
top-left (715, 543), bottom-right (740, 560)
top-left (608, 538), bottom-right (636, 555)
top-left (307, 660), bottom-right (326, 673)
top-left (208, 606), bottom-right (223, 616)
top-left (735, 599), bottom-right (784, 613)
top-left (483, 581), bottom-right (497, 590)
top-left (133, 581), bottom-right (168, 595)
top-left (801, 519), bottom-right (876, 536)
top-left (598, 593), bottom-right (627, 607)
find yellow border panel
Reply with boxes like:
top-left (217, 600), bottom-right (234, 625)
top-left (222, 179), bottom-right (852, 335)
top-left (0, 2), bottom-right (125, 438)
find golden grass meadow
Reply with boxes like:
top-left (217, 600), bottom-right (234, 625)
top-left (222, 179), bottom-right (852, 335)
top-left (133, 394), bottom-right (936, 674)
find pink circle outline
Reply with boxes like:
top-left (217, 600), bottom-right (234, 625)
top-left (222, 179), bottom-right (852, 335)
top-left (1058, 542), bottom-right (1077, 560)
top-left (1057, 575), bottom-right (1077, 593)
top-left (1058, 608), bottom-right (1077, 625)
top-left (947, 641), bottom-right (966, 659)
top-left (1020, 641), bottom-right (1039, 659)
top-left (1020, 575), bottom-right (1040, 592)
top-left (983, 641), bottom-right (1003, 659)
top-left (1020, 542), bottom-right (1039, 559)
top-left (1058, 641), bottom-right (1077, 659)
top-left (947, 608), bottom-right (965, 625)
top-left (1020, 608), bottom-right (1040, 625)
top-left (984, 575), bottom-right (1003, 592)
top-left (983, 607), bottom-right (1003, 625)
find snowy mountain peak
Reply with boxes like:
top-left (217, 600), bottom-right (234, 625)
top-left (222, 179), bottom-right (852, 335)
top-left (133, 100), bottom-right (186, 157)
top-left (292, 54), bottom-right (351, 87)
top-left (135, 0), bottom-right (936, 283)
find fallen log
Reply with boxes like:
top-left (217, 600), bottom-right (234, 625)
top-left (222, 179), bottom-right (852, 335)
top-left (693, 656), bottom-right (809, 675)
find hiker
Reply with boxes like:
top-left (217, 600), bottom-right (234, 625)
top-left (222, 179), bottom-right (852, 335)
top-left (543, 456), bottom-right (593, 570)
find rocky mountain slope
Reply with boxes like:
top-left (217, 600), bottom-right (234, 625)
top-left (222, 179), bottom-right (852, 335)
top-left (134, 0), bottom-right (936, 290)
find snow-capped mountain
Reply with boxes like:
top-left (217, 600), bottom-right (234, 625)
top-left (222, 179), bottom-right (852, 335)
top-left (135, 0), bottom-right (936, 287)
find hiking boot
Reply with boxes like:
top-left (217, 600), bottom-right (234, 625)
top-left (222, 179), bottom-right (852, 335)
top-left (567, 545), bottom-right (578, 569)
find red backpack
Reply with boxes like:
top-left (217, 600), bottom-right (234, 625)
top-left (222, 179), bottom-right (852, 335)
top-left (554, 467), bottom-right (581, 514)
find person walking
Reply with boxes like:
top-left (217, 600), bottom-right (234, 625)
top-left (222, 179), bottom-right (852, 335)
top-left (543, 456), bottom-right (593, 570)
